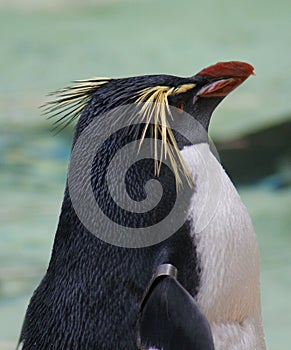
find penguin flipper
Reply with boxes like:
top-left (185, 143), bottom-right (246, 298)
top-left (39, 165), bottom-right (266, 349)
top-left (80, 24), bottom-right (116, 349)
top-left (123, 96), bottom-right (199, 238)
top-left (137, 275), bottom-right (215, 350)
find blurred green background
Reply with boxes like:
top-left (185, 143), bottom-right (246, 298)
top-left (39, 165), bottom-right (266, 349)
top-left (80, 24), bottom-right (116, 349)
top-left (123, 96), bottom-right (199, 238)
top-left (1, 0), bottom-right (290, 349)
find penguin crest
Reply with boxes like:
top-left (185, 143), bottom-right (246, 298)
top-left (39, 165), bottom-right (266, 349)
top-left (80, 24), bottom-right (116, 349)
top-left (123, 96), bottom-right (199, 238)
top-left (43, 79), bottom-right (198, 187)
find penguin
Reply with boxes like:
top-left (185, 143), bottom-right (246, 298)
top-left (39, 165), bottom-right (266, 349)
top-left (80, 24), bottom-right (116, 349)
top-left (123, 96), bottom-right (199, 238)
top-left (18, 61), bottom-right (266, 350)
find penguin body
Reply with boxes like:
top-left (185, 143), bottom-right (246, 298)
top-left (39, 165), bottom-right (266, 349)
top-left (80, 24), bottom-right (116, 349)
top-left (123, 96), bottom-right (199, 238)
top-left (19, 61), bottom-right (265, 349)
top-left (20, 203), bottom-right (200, 349)
top-left (181, 143), bottom-right (265, 349)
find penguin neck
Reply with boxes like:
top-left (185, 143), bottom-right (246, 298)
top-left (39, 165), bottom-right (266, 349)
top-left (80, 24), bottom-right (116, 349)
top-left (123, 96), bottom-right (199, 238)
top-left (189, 96), bottom-right (224, 131)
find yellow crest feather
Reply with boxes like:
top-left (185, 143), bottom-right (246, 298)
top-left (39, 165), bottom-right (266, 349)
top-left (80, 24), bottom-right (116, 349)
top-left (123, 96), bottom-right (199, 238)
top-left (43, 77), bottom-right (195, 188)
top-left (136, 84), bottom-right (195, 188)
top-left (42, 77), bottom-right (110, 131)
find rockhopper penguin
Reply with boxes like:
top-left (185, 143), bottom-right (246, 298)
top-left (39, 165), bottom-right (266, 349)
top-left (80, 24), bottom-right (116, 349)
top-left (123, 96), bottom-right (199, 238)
top-left (18, 61), bottom-right (266, 350)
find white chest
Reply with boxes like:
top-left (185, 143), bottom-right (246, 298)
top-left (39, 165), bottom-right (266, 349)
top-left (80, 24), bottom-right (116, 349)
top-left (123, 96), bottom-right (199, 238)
top-left (181, 143), bottom-right (266, 350)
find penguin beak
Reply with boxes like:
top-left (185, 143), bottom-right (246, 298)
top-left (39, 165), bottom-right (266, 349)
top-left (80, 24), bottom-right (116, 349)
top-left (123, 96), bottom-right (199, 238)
top-left (195, 61), bottom-right (255, 98)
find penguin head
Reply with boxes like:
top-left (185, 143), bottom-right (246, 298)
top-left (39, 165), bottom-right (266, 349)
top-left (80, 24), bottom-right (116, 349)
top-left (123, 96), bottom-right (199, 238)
top-left (46, 61), bottom-right (254, 130)
top-left (44, 61), bottom-right (254, 187)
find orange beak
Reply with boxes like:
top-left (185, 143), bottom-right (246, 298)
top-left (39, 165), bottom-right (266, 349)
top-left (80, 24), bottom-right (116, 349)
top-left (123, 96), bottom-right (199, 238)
top-left (196, 61), bottom-right (255, 97)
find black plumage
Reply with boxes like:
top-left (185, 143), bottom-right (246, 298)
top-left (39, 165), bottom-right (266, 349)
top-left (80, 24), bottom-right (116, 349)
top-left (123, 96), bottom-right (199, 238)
top-left (18, 61), bottom-right (254, 349)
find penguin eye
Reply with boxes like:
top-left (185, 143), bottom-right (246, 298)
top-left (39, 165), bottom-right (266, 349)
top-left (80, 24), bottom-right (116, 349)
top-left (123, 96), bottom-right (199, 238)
top-left (176, 101), bottom-right (185, 112)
